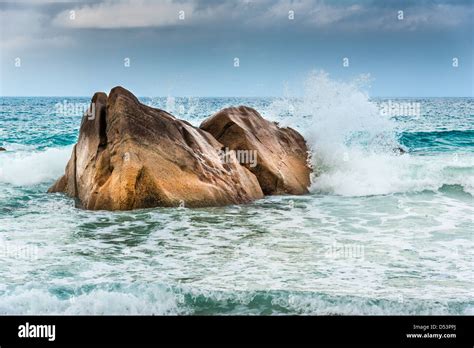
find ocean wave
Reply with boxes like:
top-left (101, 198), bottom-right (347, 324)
top-left (0, 146), bottom-right (72, 186)
top-left (400, 129), bottom-right (474, 152)
top-left (0, 284), bottom-right (184, 315)
top-left (310, 150), bottom-right (474, 196)
top-left (1, 144), bottom-right (471, 196)
top-left (0, 284), bottom-right (471, 315)
top-left (264, 71), bottom-right (473, 197)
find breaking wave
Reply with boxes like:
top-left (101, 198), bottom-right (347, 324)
top-left (265, 70), bottom-right (474, 196)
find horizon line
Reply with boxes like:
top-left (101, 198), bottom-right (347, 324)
top-left (1, 95), bottom-right (473, 99)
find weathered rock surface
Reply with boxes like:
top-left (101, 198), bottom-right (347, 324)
top-left (200, 106), bottom-right (311, 195)
top-left (49, 87), bottom-right (264, 210)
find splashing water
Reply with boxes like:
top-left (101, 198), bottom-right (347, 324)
top-left (0, 74), bottom-right (473, 315)
top-left (265, 71), bottom-right (473, 196)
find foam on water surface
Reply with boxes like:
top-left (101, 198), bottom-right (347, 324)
top-left (0, 72), bottom-right (472, 314)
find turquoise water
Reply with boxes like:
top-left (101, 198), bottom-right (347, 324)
top-left (0, 91), bottom-right (473, 314)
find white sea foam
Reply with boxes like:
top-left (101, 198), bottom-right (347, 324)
top-left (0, 285), bottom-right (470, 315)
top-left (265, 70), bottom-right (474, 196)
top-left (311, 150), bottom-right (474, 196)
top-left (0, 285), bottom-right (184, 315)
top-left (0, 146), bottom-right (72, 186)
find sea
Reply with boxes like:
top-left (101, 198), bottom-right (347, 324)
top-left (0, 72), bottom-right (473, 314)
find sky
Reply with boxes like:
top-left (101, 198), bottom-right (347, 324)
top-left (0, 0), bottom-right (473, 97)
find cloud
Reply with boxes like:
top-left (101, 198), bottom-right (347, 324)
top-left (256, 1), bottom-right (363, 27)
top-left (2, 0), bottom-right (472, 53)
top-left (52, 0), bottom-right (196, 28)
top-left (0, 9), bottom-right (73, 51)
top-left (50, 0), bottom-right (473, 31)
top-left (339, 2), bottom-right (474, 32)
top-left (52, 0), bottom-right (365, 29)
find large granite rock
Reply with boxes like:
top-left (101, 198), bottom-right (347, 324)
top-left (200, 106), bottom-right (311, 195)
top-left (48, 87), bottom-right (263, 210)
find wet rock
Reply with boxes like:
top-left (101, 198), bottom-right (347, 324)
top-left (49, 87), bottom-right (263, 210)
top-left (200, 106), bottom-right (311, 195)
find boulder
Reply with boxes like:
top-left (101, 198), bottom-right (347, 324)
top-left (49, 87), bottom-right (263, 210)
top-left (200, 106), bottom-right (311, 195)
top-left (0, 147), bottom-right (6, 151)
